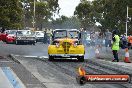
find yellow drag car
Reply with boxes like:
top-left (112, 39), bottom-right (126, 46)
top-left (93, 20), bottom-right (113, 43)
top-left (48, 29), bottom-right (85, 62)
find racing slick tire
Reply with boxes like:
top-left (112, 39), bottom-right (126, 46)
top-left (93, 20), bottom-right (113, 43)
top-left (77, 56), bottom-right (84, 62)
top-left (48, 55), bottom-right (54, 61)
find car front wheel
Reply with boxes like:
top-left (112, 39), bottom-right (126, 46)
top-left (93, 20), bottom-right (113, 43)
top-left (48, 55), bottom-right (54, 61)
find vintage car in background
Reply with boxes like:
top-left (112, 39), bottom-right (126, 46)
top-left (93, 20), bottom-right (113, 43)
top-left (34, 31), bottom-right (44, 42)
top-left (15, 30), bottom-right (36, 45)
top-left (5, 30), bottom-right (17, 44)
top-left (48, 29), bottom-right (85, 62)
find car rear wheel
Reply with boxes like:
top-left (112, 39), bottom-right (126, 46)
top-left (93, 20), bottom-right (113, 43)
top-left (77, 56), bottom-right (84, 62)
top-left (49, 55), bottom-right (54, 61)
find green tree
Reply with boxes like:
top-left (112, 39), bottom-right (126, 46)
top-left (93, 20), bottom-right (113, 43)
top-left (0, 0), bottom-right (23, 29)
top-left (74, 0), bottom-right (132, 34)
top-left (51, 16), bottom-right (81, 29)
top-left (74, 1), bottom-right (94, 29)
top-left (20, 0), bottom-right (59, 29)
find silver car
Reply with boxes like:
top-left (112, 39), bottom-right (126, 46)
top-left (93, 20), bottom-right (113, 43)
top-left (15, 30), bottom-right (36, 45)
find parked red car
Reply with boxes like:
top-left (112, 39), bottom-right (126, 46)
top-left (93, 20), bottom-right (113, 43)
top-left (0, 31), bottom-right (8, 42)
top-left (5, 30), bottom-right (17, 44)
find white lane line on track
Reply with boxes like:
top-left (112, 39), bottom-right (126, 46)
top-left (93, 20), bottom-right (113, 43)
top-left (0, 67), bottom-right (14, 88)
top-left (1, 67), bottom-right (26, 88)
top-left (12, 54), bottom-right (48, 59)
top-left (24, 56), bottom-right (38, 58)
top-left (38, 56), bottom-right (48, 59)
top-left (0, 61), bottom-right (13, 63)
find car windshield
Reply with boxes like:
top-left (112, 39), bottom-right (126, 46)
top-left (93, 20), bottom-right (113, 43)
top-left (54, 30), bottom-right (67, 39)
top-left (17, 30), bottom-right (32, 35)
top-left (36, 32), bottom-right (44, 35)
top-left (8, 30), bottom-right (17, 35)
top-left (54, 30), bottom-right (79, 39)
top-left (67, 31), bottom-right (79, 39)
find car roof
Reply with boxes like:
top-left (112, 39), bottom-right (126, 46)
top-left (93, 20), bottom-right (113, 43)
top-left (17, 30), bottom-right (30, 31)
top-left (9, 30), bottom-right (17, 31)
top-left (54, 29), bottom-right (79, 32)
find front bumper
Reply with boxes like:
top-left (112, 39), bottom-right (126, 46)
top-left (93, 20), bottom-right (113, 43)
top-left (16, 39), bottom-right (36, 43)
top-left (49, 54), bottom-right (84, 58)
top-left (36, 37), bottom-right (44, 42)
top-left (6, 37), bottom-right (15, 43)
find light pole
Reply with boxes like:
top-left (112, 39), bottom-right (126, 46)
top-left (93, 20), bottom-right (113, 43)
top-left (126, 6), bottom-right (128, 37)
top-left (23, 5), bottom-right (26, 29)
top-left (32, 0), bottom-right (36, 28)
top-left (21, 2), bottom-right (26, 28)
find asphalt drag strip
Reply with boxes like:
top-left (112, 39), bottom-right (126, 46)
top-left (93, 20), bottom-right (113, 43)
top-left (10, 54), bottom-right (132, 88)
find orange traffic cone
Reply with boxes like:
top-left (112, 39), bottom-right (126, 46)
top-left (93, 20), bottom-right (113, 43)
top-left (124, 48), bottom-right (131, 63)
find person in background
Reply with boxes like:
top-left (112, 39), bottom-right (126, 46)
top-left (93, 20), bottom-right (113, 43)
top-left (128, 35), bottom-right (132, 49)
top-left (95, 29), bottom-right (103, 50)
top-left (120, 34), bottom-right (128, 49)
top-left (112, 29), bottom-right (120, 62)
top-left (98, 30), bottom-right (103, 49)
top-left (0, 27), bottom-right (5, 33)
top-left (105, 29), bottom-right (112, 48)
top-left (90, 31), bottom-right (95, 47)
top-left (43, 30), bottom-right (47, 44)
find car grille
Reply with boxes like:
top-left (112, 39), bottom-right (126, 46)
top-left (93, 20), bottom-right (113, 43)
top-left (18, 37), bottom-right (35, 40)
top-left (62, 42), bottom-right (71, 54)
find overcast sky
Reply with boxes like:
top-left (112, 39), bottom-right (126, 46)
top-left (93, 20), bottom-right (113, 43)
top-left (58, 0), bottom-right (80, 17)
top-left (57, 0), bottom-right (93, 17)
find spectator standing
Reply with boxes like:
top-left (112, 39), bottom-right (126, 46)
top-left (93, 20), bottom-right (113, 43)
top-left (1, 27), bottom-right (5, 33)
top-left (128, 35), bottom-right (132, 49)
top-left (90, 31), bottom-right (95, 47)
top-left (43, 31), bottom-right (48, 44)
top-left (105, 29), bottom-right (112, 51)
top-left (95, 30), bottom-right (103, 49)
top-left (120, 34), bottom-right (128, 49)
top-left (112, 29), bottom-right (120, 62)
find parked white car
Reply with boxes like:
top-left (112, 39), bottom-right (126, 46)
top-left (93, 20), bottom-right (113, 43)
top-left (34, 31), bottom-right (44, 42)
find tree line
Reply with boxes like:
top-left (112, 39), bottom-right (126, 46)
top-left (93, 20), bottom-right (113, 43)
top-left (74, 0), bottom-right (132, 34)
top-left (0, 0), bottom-right (132, 34)
top-left (0, 0), bottom-right (59, 29)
